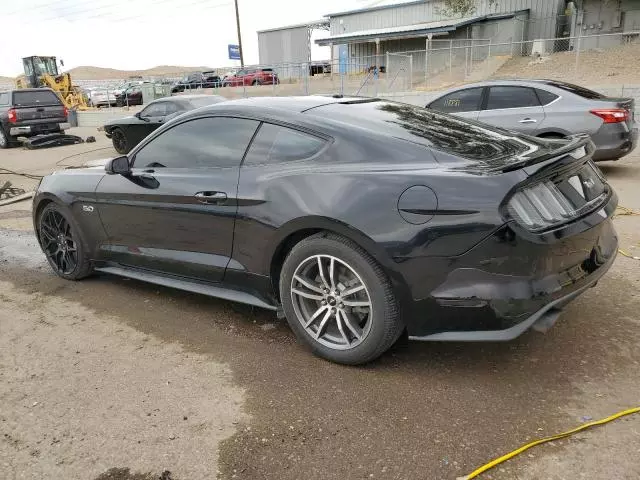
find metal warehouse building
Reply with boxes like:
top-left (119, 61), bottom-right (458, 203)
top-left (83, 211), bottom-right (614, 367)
top-left (258, 0), bottom-right (640, 84)
top-left (257, 20), bottom-right (330, 79)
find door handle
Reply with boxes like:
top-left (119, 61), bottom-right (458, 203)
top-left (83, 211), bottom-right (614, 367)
top-left (519, 118), bottom-right (537, 124)
top-left (194, 191), bottom-right (227, 204)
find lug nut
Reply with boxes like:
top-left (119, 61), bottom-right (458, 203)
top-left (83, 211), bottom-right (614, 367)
top-left (339, 303), bottom-right (344, 308)
top-left (321, 300), bottom-right (327, 305)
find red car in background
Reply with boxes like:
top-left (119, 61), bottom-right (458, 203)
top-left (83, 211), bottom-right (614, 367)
top-left (222, 68), bottom-right (279, 87)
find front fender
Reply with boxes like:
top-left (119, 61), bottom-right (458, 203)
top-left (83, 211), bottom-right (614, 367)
top-left (33, 171), bottom-right (108, 258)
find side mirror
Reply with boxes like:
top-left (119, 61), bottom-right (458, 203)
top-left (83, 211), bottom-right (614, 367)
top-left (105, 156), bottom-right (131, 175)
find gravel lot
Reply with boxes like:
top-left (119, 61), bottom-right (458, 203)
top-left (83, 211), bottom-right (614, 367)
top-left (0, 129), bottom-right (639, 480)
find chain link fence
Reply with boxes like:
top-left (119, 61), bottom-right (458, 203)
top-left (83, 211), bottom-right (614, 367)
top-left (2, 30), bottom-right (640, 106)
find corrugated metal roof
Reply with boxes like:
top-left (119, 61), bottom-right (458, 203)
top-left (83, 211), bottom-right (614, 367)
top-left (326, 0), bottom-right (427, 18)
top-left (315, 14), bottom-right (483, 45)
top-left (257, 20), bottom-right (329, 34)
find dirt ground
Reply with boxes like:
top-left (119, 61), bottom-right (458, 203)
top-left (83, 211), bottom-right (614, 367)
top-left (1, 131), bottom-right (640, 480)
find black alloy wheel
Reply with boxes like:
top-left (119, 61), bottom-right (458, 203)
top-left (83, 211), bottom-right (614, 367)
top-left (111, 128), bottom-right (129, 154)
top-left (38, 204), bottom-right (93, 280)
top-left (39, 208), bottom-right (78, 275)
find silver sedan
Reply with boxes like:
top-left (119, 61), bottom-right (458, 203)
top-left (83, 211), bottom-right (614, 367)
top-left (426, 79), bottom-right (638, 161)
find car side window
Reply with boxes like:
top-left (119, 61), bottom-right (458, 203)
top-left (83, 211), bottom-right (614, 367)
top-left (486, 86), bottom-right (540, 110)
top-left (0, 92), bottom-right (8, 105)
top-left (535, 89), bottom-right (560, 106)
top-left (244, 123), bottom-right (326, 166)
top-left (429, 88), bottom-right (483, 113)
top-left (140, 103), bottom-right (166, 117)
top-left (132, 117), bottom-right (259, 169)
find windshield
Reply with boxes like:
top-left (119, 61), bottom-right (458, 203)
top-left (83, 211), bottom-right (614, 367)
top-left (31, 57), bottom-right (58, 76)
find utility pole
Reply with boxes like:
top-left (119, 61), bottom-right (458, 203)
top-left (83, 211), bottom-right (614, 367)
top-left (234, 0), bottom-right (245, 67)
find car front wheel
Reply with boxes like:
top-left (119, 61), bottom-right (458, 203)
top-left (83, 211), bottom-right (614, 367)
top-left (37, 203), bottom-right (93, 280)
top-left (111, 128), bottom-right (130, 154)
top-left (280, 233), bottom-right (403, 365)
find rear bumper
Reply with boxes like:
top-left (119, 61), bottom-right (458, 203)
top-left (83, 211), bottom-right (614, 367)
top-left (401, 193), bottom-right (619, 340)
top-left (10, 122), bottom-right (70, 136)
top-left (591, 122), bottom-right (638, 161)
top-left (409, 248), bottom-right (615, 341)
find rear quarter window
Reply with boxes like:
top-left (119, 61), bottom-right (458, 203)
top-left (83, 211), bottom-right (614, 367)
top-left (535, 89), bottom-right (559, 105)
top-left (244, 123), bottom-right (326, 166)
top-left (0, 92), bottom-right (9, 105)
top-left (12, 90), bottom-right (62, 106)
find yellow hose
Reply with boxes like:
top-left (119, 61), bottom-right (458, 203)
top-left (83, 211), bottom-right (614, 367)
top-left (458, 406), bottom-right (640, 480)
top-left (619, 249), bottom-right (640, 260)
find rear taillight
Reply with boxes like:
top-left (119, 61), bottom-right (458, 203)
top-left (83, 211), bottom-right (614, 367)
top-left (507, 162), bottom-right (608, 231)
top-left (590, 108), bottom-right (629, 123)
top-left (7, 108), bottom-right (17, 123)
top-left (63, 106), bottom-right (69, 118)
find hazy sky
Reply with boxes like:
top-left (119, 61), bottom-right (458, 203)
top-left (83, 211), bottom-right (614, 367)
top-left (1, 0), bottom-right (396, 76)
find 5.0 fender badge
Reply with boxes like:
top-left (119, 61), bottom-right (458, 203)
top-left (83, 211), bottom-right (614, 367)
top-left (82, 205), bottom-right (94, 212)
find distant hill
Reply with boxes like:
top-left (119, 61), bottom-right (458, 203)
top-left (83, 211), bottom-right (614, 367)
top-left (67, 65), bottom-right (215, 80)
top-left (0, 65), bottom-right (216, 82)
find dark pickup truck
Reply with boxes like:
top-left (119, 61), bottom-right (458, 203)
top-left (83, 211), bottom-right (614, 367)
top-left (0, 88), bottom-right (69, 148)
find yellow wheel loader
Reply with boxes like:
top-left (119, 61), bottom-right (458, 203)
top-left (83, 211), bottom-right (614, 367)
top-left (16, 56), bottom-right (89, 110)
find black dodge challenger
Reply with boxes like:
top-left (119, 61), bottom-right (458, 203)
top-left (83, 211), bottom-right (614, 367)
top-left (34, 96), bottom-right (618, 364)
top-left (103, 94), bottom-right (226, 154)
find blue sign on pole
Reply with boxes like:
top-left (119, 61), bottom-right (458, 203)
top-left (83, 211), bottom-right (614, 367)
top-left (228, 44), bottom-right (241, 61)
top-left (338, 44), bottom-right (348, 74)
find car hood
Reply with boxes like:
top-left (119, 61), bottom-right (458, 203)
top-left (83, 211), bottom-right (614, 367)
top-left (83, 158), bottom-right (112, 168)
top-left (104, 116), bottom-right (137, 126)
top-left (66, 157), bottom-right (111, 169)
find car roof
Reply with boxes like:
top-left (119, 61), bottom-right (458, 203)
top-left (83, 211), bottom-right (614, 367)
top-left (147, 94), bottom-right (218, 105)
top-left (195, 95), bottom-right (365, 113)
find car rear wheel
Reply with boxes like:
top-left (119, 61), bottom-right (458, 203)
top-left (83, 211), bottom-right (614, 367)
top-left (280, 233), bottom-right (402, 365)
top-left (111, 128), bottom-right (130, 154)
top-left (0, 127), bottom-right (13, 149)
top-left (252, 79), bottom-right (261, 86)
top-left (37, 203), bottom-right (93, 280)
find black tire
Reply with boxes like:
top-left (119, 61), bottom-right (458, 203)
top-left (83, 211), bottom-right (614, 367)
top-left (111, 128), bottom-right (130, 154)
top-left (0, 126), bottom-right (14, 149)
top-left (279, 232), bottom-right (402, 365)
top-left (252, 79), bottom-right (261, 86)
top-left (37, 203), bottom-right (93, 281)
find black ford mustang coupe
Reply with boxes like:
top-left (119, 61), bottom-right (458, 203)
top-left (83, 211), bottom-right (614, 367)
top-left (34, 96), bottom-right (618, 364)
